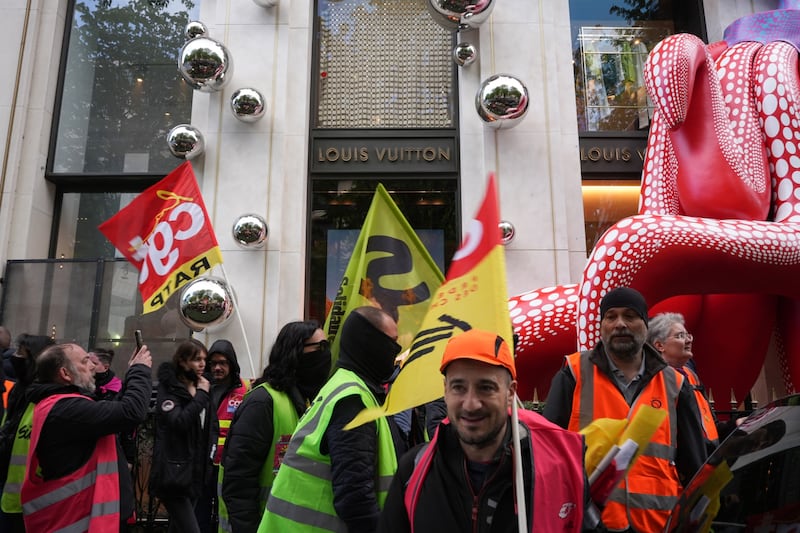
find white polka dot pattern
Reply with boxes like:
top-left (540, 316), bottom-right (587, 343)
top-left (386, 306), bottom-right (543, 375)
top-left (755, 41), bottom-right (800, 223)
top-left (577, 215), bottom-right (800, 349)
top-left (510, 30), bottom-right (800, 395)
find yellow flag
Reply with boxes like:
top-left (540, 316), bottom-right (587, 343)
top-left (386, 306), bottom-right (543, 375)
top-left (580, 418), bottom-right (627, 477)
top-left (323, 184), bottom-right (444, 364)
top-left (619, 404), bottom-right (668, 463)
top-left (347, 173), bottom-right (512, 428)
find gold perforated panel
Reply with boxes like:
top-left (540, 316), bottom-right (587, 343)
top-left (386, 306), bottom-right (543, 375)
top-left (317, 0), bottom-right (454, 128)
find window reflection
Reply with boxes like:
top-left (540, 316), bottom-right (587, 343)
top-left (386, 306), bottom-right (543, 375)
top-left (307, 180), bottom-right (458, 321)
top-left (51, 0), bottom-right (199, 175)
top-left (575, 25), bottom-right (670, 133)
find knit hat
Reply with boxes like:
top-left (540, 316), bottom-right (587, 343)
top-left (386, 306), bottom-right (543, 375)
top-left (599, 287), bottom-right (649, 325)
top-left (439, 329), bottom-right (516, 380)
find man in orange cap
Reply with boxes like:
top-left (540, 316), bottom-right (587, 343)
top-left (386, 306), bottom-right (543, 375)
top-left (378, 329), bottom-right (592, 532)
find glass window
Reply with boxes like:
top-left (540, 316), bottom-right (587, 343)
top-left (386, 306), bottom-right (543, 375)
top-left (582, 180), bottom-right (639, 252)
top-left (570, 1), bottom-right (674, 134)
top-left (0, 259), bottom-right (190, 377)
top-left (51, 0), bottom-right (199, 175)
top-left (55, 192), bottom-right (137, 259)
top-left (315, 0), bottom-right (454, 128)
top-left (307, 179), bottom-right (458, 321)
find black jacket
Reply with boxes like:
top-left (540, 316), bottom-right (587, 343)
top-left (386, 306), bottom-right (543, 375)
top-left (24, 363), bottom-right (152, 522)
top-left (220, 384), bottom-right (307, 532)
top-left (542, 342), bottom-right (708, 484)
top-left (149, 362), bottom-right (214, 500)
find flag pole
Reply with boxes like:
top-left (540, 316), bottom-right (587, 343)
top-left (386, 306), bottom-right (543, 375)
top-left (511, 394), bottom-right (527, 532)
top-left (217, 263), bottom-right (257, 378)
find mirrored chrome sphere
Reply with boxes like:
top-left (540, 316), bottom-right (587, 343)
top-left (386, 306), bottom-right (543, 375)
top-left (252, 0), bottom-right (279, 6)
top-left (230, 88), bottom-right (266, 123)
top-left (178, 37), bottom-right (233, 93)
top-left (185, 20), bottom-right (208, 40)
top-left (476, 74), bottom-right (529, 129)
top-left (427, 0), bottom-right (495, 30)
top-left (179, 277), bottom-right (235, 331)
top-left (232, 214), bottom-right (268, 248)
top-left (167, 124), bottom-right (205, 159)
top-left (499, 220), bottom-right (515, 245)
top-left (453, 42), bottom-right (477, 67)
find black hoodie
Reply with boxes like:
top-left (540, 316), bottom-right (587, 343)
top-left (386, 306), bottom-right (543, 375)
top-left (207, 339), bottom-right (242, 409)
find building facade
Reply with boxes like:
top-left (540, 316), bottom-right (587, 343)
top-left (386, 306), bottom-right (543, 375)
top-left (0, 0), bottom-right (781, 389)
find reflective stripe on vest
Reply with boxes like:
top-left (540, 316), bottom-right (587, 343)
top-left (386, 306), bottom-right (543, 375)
top-left (258, 369), bottom-right (397, 533)
top-left (1, 402), bottom-right (34, 513)
top-left (685, 367), bottom-right (720, 443)
top-left (214, 378), bottom-right (250, 465)
top-left (566, 351), bottom-right (683, 533)
top-left (217, 383), bottom-right (299, 533)
top-left (21, 393), bottom-right (120, 532)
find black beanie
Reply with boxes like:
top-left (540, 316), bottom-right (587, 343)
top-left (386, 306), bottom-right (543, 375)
top-left (599, 287), bottom-right (649, 325)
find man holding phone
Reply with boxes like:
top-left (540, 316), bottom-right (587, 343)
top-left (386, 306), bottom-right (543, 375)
top-left (19, 342), bottom-right (152, 531)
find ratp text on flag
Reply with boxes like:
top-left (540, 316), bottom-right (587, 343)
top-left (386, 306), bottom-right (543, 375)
top-left (98, 161), bottom-right (223, 313)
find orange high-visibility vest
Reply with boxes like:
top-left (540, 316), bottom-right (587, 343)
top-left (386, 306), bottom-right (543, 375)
top-left (2, 380), bottom-right (14, 408)
top-left (566, 351), bottom-right (683, 533)
top-left (684, 367), bottom-right (719, 444)
top-left (21, 393), bottom-right (120, 532)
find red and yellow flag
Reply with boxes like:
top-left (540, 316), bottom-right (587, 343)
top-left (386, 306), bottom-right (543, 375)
top-left (348, 173), bottom-right (512, 428)
top-left (98, 162), bottom-right (222, 313)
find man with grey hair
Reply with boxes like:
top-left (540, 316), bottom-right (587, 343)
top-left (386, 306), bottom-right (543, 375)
top-left (19, 342), bottom-right (151, 531)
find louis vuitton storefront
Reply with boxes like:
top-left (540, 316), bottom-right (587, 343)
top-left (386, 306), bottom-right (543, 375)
top-left (0, 0), bottom-right (768, 374)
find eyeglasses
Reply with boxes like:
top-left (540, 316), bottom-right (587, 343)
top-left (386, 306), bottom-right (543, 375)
top-left (209, 360), bottom-right (229, 367)
top-left (671, 332), bottom-right (693, 341)
top-left (304, 339), bottom-right (330, 352)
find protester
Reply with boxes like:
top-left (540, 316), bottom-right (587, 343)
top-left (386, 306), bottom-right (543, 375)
top-left (90, 347), bottom-right (123, 401)
top-left (149, 339), bottom-right (214, 533)
top-left (219, 320), bottom-right (331, 533)
top-left (19, 342), bottom-right (152, 530)
top-left (4, 335), bottom-right (56, 423)
top-left (0, 327), bottom-right (13, 414)
top-left (378, 329), bottom-right (590, 532)
top-left (0, 334), bottom-right (55, 533)
top-left (194, 339), bottom-right (249, 532)
top-left (543, 287), bottom-right (708, 533)
top-left (648, 312), bottom-right (723, 451)
top-left (259, 306), bottom-right (403, 532)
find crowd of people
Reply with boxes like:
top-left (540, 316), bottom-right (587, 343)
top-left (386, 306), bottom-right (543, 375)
top-left (0, 289), bottom-right (727, 532)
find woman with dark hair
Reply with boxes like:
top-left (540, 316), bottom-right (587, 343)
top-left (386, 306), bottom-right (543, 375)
top-left (219, 320), bottom-right (331, 533)
top-left (149, 338), bottom-right (213, 533)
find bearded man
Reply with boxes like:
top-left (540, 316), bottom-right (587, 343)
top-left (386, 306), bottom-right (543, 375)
top-left (20, 343), bottom-right (151, 531)
top-left (543, 287), bottom-right (708, 533)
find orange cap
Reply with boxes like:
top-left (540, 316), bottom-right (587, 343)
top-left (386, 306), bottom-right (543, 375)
top-left (439, 329), bottom-right (516, 380)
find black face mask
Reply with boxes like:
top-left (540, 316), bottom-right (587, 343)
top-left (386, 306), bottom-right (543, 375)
top-left (338, 312), bottom-right (403, 386)
top-left (94, 369), bottom-right (113, 387)
top-left (296, 348), bottom-right (332, 400)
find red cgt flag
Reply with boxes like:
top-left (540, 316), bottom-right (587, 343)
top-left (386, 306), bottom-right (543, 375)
top-left (99, 162), bottom-right (223, 313)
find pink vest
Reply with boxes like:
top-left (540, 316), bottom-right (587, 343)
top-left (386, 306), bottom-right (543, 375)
top-left (21, 394), bottom-right (120, 532)
top-left (404, 409), bottom-right (585, 532)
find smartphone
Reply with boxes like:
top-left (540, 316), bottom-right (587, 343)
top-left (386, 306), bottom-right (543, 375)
top-left (134, 330), bottom-right (144, 351)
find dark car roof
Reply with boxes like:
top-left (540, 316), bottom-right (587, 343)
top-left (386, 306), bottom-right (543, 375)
top-left (665, 394), bottom-right (800, 532)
